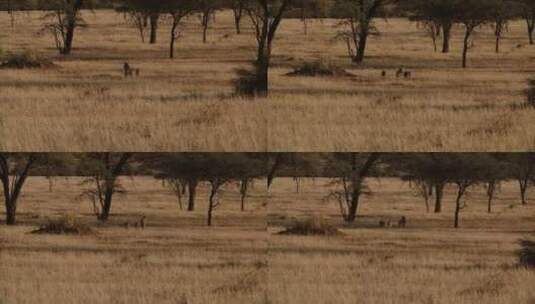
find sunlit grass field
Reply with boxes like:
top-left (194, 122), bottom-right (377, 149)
top-left (1, 177), bottom-right (534, 303)
top-left (1, 10), bottom-right (534, 151)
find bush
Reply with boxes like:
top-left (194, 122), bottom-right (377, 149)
top-left (32, 214), bottom-right (93, 235)
top-left (286, 59), bottom-right (353, 77)
top-left (0, 51), bottom-right (55, 69)
top-left (519, 239), bottom-right (535, 268)
top-left (528, 78), bottom-right (535, 107)
top-left (278, 216), bottom-right (342, 236)
top-left (233, 68), bottom-right (259, 97)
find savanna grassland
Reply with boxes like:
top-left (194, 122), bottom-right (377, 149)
top-left (268, 177), bottom-right (535, 304)
top-left (1, 176), bottom-right (534, 304)
top-left (1, 10), bottom-right (534, 151)
top-left (0, 177), bottom-right (269, 304)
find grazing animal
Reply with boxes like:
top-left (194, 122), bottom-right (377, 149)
top-left (139, 215), bottom-right (146, 229)
top-left (396, 68), bottom-right (403, 78)
top-left (403, 71), bottom-right (412, 79)
top-left (381, 70), bottom-right (387, 77)
top-left (379, 218), bottom-right (392, 228)
top-left (123, 62), bottom-right (132, 77)
top-left (398, 216), bottom-right (407, 228)
top-left (123, 62), bottom-right (140, 78)
top-left (122, 221), bottom-right (130, 229)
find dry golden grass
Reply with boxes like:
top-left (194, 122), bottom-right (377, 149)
top-left (0, 10), bottom-right (534, 151)
top-left (267, 178), bottom-right (535, 304)
top-left (1, 177), bottom-right (534, 303)
top-left (0, 177), bottom-right (269, 304)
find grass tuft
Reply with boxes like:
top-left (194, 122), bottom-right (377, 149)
top-left (279, 216), bottom-right (343, 236)
top-left (286, 59), bottom-right (353, 77)
top-left (32, 214), bottom-right (93, 235)
top-left (519, 239), bottom-right (535, 268)
top-left (0, 50), bottom-right (56, 69)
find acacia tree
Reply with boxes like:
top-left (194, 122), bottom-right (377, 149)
top-left (127, 0), bottom-right (163, 44)
top-left (293, 0), bottom-right (327, 35)
top-left (231, 0), bottom-right (246, 34)
top-left (326, 153), bottom-right (380, 223)
top-left (505, 153), bottom-right (535, 205)
top-left (455, 0), bottom-right (493, 68)
top-left (0, 0), bottom-right (31, 29)
top-left (152, 153), bottom-right (265, 226)
top-left (78, 153), bottom-right (132, 221)
top-left (332, 0), bottom-right (388, 63)
top-left (488, 0), bottom-right (517, 53)
top-left (198, 0), bottom-right (222, 43)
top-left (117, 0), bottom-right (161, 43)
top-left (38, 0), bottom-right (89, 55)
top-left (404, 0), bottom-right (460, 54)
top-left (479, 154), bottom-right (508, 213)
top-left (0, 153), bottom-right (73, 225)
top-left (0, 154), bottom-right (36, 225)
top-left (516, 0), bottom-right (535, 44)
top-left (397, 153), bottom-right (451, 213)
top-left (445, 154), bottom-right (492, 228)
top-left (164, 0), bottom-right (196, 59)
top-left (162, 177), bottom-right (188, 210)
top-left (244, 0), bottom-right (293, 96)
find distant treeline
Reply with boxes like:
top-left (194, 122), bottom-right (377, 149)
top-left (1, 153), bottom-right (534, 227)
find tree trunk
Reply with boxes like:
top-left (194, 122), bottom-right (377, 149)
top-left (207, 189), bottom-right (216, 226)
top-left (187, 180), bottom-right (198, 211)
top-left (98, 186), bottom-right (114, 221)
top-left (233, 8), bottom-right (242, 34)
top-left (462, 28), bottom-right (471, 68)
top-left (345, 153), bottom-right (379, 222)
top-left (423, 183), bottom-right (430, 213)
top-left (202, 12), bottom-right (209, 43)
top-left (149, 14), bottom-right (159, 44)
top-left (354, 30), bottom-right (368, 63)
top-left (62, 23), bottom-right (75, 55)
top-left (1, 154), bottom-right (35, 225)
top-left (454, 190), bottom-right (462, 228)
top-left (434, 183), bottom-right (444, 213)
top-left (255, 54), bottom-right (269, 97)
top-left (240, 179), bottom-right (248, 212)
top-left (96, 153), bottom-right (131, 222)
top-left (526, 17), bottom-right (534, 45)
top-left (61, 0), bottom-right (83, 55)
top-left (519, 179), bottom-right (528, 205)
top-left (170, 36), bottom-right (175, 59)
top-left (5, 199), bottom-right (17, 225)
top-left (495, 22), bottom-right (502, 53)
top-left (487, 181), bottom-right (496, 213)
top-left (169, 20), bottom-right (178, 59)
top-left (442, 22), bottom-right (452, 53)
top-left (176, 190), bottom-right (183, 211)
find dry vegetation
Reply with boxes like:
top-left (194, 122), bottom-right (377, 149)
top-left (1, 10), bottom-right (534, 151)
top-left (0, 177), bottom-right (269, 304)
top-left (1, 177), bottom-right (534, 303)
top-left (267, 178), bottom-right (535, 304)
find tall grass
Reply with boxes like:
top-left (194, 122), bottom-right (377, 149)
top-left (0, 11), bottom-right (534, 151)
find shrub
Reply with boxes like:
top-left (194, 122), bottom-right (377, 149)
top-left (519, 239), bottom-right (535, 268)
top-left (528, 78), bottom-right (535, 107)
top-left (0, 51), bottom-right (55, 69)
top-left (278, 216), bottom-right (342, 236)
top-left (286, 59), bottom-right (353, 77)
top-left (32, 214), bottom-right (93, 235)
top-left (233, 68), bottom-right (259, 97)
